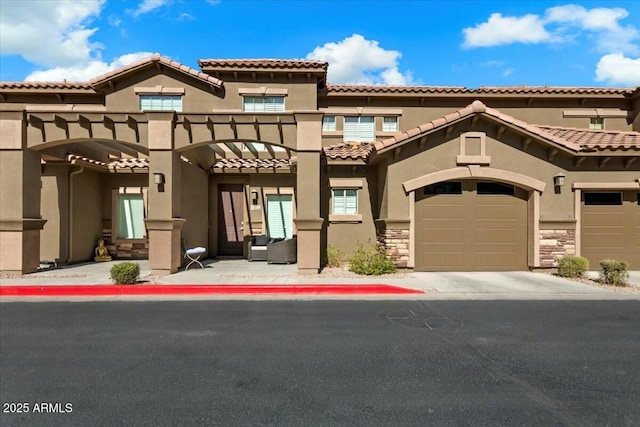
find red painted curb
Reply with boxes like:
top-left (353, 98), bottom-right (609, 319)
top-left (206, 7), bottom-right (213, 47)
top-left (0, 284), bottom-right (423, 297)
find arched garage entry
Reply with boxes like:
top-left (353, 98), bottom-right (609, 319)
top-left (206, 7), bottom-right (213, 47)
top-left (404, 167), bottom-right (546, 271)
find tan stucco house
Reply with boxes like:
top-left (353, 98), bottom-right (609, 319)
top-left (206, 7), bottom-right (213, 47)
top-left (1, 55), bottom-right (639, 275)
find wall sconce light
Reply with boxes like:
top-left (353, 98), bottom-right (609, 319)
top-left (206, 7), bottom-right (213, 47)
top-left (553, 173), bottom-right (566, 187)
top-left (153, 169), bottom-right (165, 185)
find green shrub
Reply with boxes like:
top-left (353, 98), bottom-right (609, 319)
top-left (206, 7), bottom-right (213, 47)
top-left (557, 256), bottom-right (589, 278)
top-left (110, 262), bottom-right (140, 285)
top-left (348, 242), bottom-right (397, 275)
top-left (325, 246), bottom-right (344, 268)
top-left (599, 260), bottom-right (629, 286)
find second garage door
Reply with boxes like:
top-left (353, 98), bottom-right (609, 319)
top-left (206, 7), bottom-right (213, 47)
top-left (415, 180), bottom-right (528, 271)
top-left (581, 191), bottom-right (640, 269)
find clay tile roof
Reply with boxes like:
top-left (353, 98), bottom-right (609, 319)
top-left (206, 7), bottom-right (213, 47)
top-left (374, 100), bottom-right (640, 153)
top-left (198, 59), bottom-right (328, 71)
top-left (108, 158), bottom-right (150, 169)
top-left (323, 142), bottom-right (374, 160)
top-left (90, 54), bottom-right (223, 88)
top-left (326, 84), bottom-right (467, 94)
top-left (212, 158), bottom-right (292, 170)
top-left (0, 81), bottom-right (94, 90)
top-left (476, 86), bottom-right (634, 95)
top-left (533, 125), bottom-right (640, 150)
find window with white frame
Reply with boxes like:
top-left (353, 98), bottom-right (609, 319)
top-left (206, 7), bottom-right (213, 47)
top-left (266, 194), bottom-right (293, 239)
top-left (139, 95), bottom-right (182, 112)
top-left (116, 194), bottom-right (146, 239)
top-left (383, 116), bottom-right (399, 132)
top-left (332, 189), bottom-right (358, 214)
top-left (243, 96), bottom-right (285, 112)
top-left (589, 117), bottom-right (604, 130)
top-left (344, 116), bottom-right (375, 142)
top-left (322, 115), bottom-right (336, 131)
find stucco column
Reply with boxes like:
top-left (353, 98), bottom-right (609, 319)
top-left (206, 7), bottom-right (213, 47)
top-left (144, 111), bottom-right (184, 275)
top-left (0, 110), bottom-right (46, 274)
top-left (293, 113), bottom-right (323, 274)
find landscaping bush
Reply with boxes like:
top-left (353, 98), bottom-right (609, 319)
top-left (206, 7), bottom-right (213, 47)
top-left (110, 262), bottom-right (140, 285)
top-left (557, 256), bottom-right (589, 278)
top-left (348, 242), bottom-right (396, 275)
top-left (599, 260), bottom-right (629, 286)
top-left (324, 246), bottom-right (345, 268)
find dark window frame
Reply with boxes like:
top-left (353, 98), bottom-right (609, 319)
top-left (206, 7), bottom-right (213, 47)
top-left (423, 181), bottom-right (463, 195)
top-left (477, 182), bottom-right (515, 196)
top-left (584, 192), bottom-right (623, 206)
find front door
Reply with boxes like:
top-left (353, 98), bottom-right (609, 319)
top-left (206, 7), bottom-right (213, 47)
top-left (218, 184), bottom-right (244, 256)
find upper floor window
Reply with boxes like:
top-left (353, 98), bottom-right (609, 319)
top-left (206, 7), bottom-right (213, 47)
top-left (344, 116), bottom-right (375, 142)
top-left (243, 96), bottom-right (285, 113)
top-left (589, 117), bottom-right (604, 130)
top-left (139, 95), bottom-right (182, 112)
top-left (322, 115), bottom-right (336, 131)
top-left (383, 116), bottom-right (399, 132)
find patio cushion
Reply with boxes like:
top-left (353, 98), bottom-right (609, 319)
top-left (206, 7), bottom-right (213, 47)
top-left (185, 247), bottom-right (206, 256)
top-left (254, 235), bottom-right (270, 246)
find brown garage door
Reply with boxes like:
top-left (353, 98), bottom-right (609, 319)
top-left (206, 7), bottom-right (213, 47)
top-left (415, 180), bottom-right (528, 271)
top-left (581, 191), bottom-right (640, 269)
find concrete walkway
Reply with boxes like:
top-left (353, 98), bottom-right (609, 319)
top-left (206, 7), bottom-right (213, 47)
top-left (1, 259), bottom-right (639, 300)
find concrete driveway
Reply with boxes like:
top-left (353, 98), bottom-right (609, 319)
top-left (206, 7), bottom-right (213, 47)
top-left (2, 259), bottom-right (639, 300)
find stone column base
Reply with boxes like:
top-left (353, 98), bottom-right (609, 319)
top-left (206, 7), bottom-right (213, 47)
top-left (0, 219), bottom-right (47, 274)
top-left (145, 218), bottom-right (186, 275)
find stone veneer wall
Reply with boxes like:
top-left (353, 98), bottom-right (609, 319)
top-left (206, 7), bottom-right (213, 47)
top-left (377, 228), bottom-right (410, 268)
top-left (103, 228), bottom-right (149, 259)
top-left (539, 229), bottom-right (576, 268)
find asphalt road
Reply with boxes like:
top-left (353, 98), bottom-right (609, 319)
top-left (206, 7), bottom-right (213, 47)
top-left (1, 300), bottom-right (639, 426)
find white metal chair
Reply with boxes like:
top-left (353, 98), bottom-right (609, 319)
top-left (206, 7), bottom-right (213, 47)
top-left (182, 240), bottom-right (206, 270)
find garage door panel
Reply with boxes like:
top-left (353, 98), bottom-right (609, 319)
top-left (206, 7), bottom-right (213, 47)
top-left (416, 180), bottom-right (528, 271)
top-left (581, 191), bottom-right (639, 269)
top-left (475, 229), bottom-right (523, 243)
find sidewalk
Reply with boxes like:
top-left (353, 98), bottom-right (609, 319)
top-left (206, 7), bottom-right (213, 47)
top-left (1, 259), bottom-right (639, 300)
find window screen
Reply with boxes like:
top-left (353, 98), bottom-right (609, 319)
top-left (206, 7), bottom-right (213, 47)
top-left (332, 189), bottom-right (358, 214)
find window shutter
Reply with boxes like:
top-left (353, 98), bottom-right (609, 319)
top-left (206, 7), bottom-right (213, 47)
top-left (345, 190), bottom-right (358, 214)
top-left (383, 117), bottom-right (398, 132)
top-left (267, 195), bottom-right (293, 239)
top-left (359, 116), bottom-right (375, 141)
top-left (332, 189), bottom-right (345, 213)
top-left (344, 117), bottom-right (359, 142)
top-left (322, 116), bottom-right (336, 131)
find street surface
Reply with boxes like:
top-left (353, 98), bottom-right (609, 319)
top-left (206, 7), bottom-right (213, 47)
top-left (1, 300), bottom-right (639, 426)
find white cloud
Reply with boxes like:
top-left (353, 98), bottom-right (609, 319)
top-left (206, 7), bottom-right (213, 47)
top-left (131, 0), bottom-right (170, 17)
top-left (462, 13), bottom-right (551, 48)
top-left (306, 34), bottom-right (415, 85)
top-left (545, 5), bottom-right (639, 55)
top-left (595, 53), bottom-right (640, 86)
top-left (25, 52), bottom-right (154, 82)
top-left (463, 5), bottom-right (639, 54)
top-left (0, 0), bottom-right (105, 67)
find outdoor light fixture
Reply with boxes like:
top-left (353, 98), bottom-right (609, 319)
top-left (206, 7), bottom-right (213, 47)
top-left (553, 173), bottom-right (566, 187)
top-left (153, 170), bottom-right (165, 185)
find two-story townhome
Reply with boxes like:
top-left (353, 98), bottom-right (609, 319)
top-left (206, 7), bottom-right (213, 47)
top-left (1, 55), bottom-right (638, 275)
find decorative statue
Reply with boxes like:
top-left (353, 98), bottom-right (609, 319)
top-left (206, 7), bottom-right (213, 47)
top-left (94, 239), bottom-right (112, 262)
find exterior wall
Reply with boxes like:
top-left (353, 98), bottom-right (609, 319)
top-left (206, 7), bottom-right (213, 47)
top-left (181, 162), bottom-right (209, 257)
top-left (216, 81), bottom-right (318, 112)
top-left (319, 97), bottom-right (633, 144)
top-left (40, 164), bottom-right (70, 263)
top-left (70, 169), bottom-right (103, 262)
top-left (105, 68), bottom-right (219, 112)
top-left (325, 168), bottom-right (377, 258)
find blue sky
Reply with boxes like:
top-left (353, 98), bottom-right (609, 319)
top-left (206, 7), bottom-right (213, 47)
top-left (1, 0), bottom-right (639, 87)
